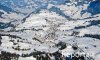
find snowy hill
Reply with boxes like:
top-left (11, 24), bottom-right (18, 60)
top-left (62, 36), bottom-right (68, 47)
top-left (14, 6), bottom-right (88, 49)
top-left (0, 0), bottom-right (100, 60)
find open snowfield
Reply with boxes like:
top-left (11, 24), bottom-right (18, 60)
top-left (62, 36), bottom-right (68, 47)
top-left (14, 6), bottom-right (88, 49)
top-left (0, 0), bottom-right (100, 60)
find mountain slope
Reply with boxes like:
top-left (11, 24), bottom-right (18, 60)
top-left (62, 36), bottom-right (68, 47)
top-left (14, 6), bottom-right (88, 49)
top-left (0, 0), bottom-right (100, 60)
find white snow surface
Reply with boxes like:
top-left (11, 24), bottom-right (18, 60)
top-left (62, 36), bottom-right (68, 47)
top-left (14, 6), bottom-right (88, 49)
top-left (0, 0), bottom-right (100, 60)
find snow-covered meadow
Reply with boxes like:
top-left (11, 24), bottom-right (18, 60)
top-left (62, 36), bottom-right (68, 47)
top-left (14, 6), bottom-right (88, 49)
top-left (0, 0), bottom-right (100, 60)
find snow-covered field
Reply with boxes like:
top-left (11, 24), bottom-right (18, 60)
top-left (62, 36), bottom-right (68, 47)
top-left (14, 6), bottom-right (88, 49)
top-left (0, 0), bottom-right (100, 60)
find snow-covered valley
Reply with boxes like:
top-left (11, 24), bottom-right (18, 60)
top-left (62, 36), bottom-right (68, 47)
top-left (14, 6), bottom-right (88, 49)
top-left (0, 0), bottom-right (100, 60)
